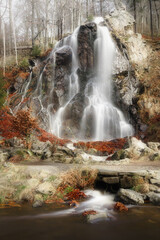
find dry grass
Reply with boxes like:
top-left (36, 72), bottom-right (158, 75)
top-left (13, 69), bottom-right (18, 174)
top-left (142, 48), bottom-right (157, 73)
top-left (60, 168), bottom-right (98, 190)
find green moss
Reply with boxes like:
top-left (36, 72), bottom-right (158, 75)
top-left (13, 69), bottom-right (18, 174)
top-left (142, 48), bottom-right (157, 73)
top-left (42, 194), bottom-right (49, 201)
top-left (47, 175), bottom-right (57, 182)
top-left (15, 185), bottom-right (26, 197)
top-left (0, 71), bottom-right (6, 109)
top-left (64, 186), bottom-right (74, 194)
top-left (0, 195), bottom-right (6, 204)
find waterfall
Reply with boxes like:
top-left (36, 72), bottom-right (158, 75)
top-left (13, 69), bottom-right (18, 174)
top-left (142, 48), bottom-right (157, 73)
top-left (81, 23), bottom-right (133, 141)
top-left (48, 19), bottom-right (133, 141)
top-left (49, 27), bottom-right (80, 137)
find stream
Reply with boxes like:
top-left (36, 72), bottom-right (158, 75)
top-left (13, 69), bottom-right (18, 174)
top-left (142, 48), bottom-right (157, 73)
top-left (0, 190), bottom-right (160, 240)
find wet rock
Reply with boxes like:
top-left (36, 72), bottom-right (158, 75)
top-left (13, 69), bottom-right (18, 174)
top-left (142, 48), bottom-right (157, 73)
top-left (87, 212), bottom-right (108, 223)
top-left (14, 76), bottom-right (25, 91)
top-left (78, 23), bottom-right (97, 73)
top-left (62, 93), bottom-right (88, 138)
top-left (32, 200), bottom-right (43, 208)
top-left (147, 192), bottom-right (160, 206)
top-left (117, 188), bottom-right (144, 205)
top-left (55, 46), bottom-right (72, 66)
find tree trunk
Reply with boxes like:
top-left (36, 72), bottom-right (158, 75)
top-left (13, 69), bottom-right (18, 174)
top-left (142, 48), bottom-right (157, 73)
top-left (154, 0), bottom-right (159, 33)
top-left (2, 21), bottom-right (6, 76)
top-left (31, 0), bottom-right (35, 47)
top-left (149, 0), bottom-right (153, 38)
top-left (86, 0), bottom-right (89, 19)
top-left (91, 0), bottom-right (95, 16)
top-left (133, 0), bottom-right (136, 33)
top-left (9, 0), bottom-right (12, 55)
top-left (44, 0), bottom-right (49, 50)
top-left (100, 0), bottom-right (103, 16)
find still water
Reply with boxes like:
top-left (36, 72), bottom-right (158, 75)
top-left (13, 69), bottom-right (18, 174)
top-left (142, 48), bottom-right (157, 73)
top-left (0, 201), bottom-right (160, 240)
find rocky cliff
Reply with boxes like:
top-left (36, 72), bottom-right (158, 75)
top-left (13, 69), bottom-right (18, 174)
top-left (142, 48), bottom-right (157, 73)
top-left (106, 6), bottom-right (160, 141)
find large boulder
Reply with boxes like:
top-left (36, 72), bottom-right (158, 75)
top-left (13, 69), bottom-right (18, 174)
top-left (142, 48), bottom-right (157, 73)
top-left (36, 182), bottom-right (56, 195)
top-left (117, 188), bottom-right (145, 205)
top-left (55, 46), bottom-right (72, 66)
top-left (147, 192), bottom-right (160, 206)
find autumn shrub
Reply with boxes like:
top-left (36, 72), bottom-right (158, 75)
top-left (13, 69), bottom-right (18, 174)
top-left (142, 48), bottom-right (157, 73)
top-left (74, 138), bottom-right (128, 155)
top-left (60, 168), bottom-right (98, 190)
top-left (0, 108), bottom-right (38, 145)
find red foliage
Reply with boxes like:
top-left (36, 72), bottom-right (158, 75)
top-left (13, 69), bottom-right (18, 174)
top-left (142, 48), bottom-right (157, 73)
top-left (0, 107), bottom-right (18, 139)
top-left (114, 202), bottom-right (128, 212)
top-left (0, 107), bottom-right (38, 140)
top-left (142, 35), bottom-right (160, 41)
top-left (66, 189), bottom-right (87, 201)
top-left (38, 128), bottom-right (70, 146)
top-left (74, 138), bottom-right (127, 154)
top-left (3, 68), bottom-right (29, 89)
top-left (82, 210), bottom-right (97, 216)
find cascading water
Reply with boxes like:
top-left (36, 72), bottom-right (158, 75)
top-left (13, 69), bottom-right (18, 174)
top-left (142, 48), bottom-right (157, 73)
top-left (47, 18), bottom-right (133, 141)
top-left (49, 27), bottom-right (80, 137)
top-left (80, 22), bottom-right (133, 141)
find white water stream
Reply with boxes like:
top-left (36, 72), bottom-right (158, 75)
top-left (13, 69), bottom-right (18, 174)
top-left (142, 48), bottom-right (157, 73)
top-left (31, 190), bottom-right (115, 222)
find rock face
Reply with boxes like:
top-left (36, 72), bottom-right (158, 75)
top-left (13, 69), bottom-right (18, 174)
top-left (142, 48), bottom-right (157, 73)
top-left (78, 23), bottom-right (97, 73)
top-left (111, 137), bottom-right (160, 161)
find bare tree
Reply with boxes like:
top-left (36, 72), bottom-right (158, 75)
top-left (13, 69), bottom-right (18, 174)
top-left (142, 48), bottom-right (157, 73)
top-left (31, 0), bottom-right (35, 47)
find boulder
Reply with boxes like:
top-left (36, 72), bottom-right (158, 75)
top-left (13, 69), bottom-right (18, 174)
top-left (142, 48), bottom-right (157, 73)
top-left (103, 177), bottom-right (119, 184)
top-left (87, 212), bottom-right (108, 223)
top-left (55, 46), bottom-right (72, 66)
top-left (111, 149), bottom-right (129, 160)
top-left (36, 182), bottom-right (56, 195)
top-left (147, 142), bottom-right (160, 152)
top-left (32, 200), bottom-right (43, 208)
top-left (117, 188), bottom-right (144, 205)
top-left (149, 184), bottom-right (160, 193)
top-left (147, 192), bottom-right (160, 206)
top-left (150, 178), bottom-right (160, 187)
top-left (31, 139), bottom-right (53, 159)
